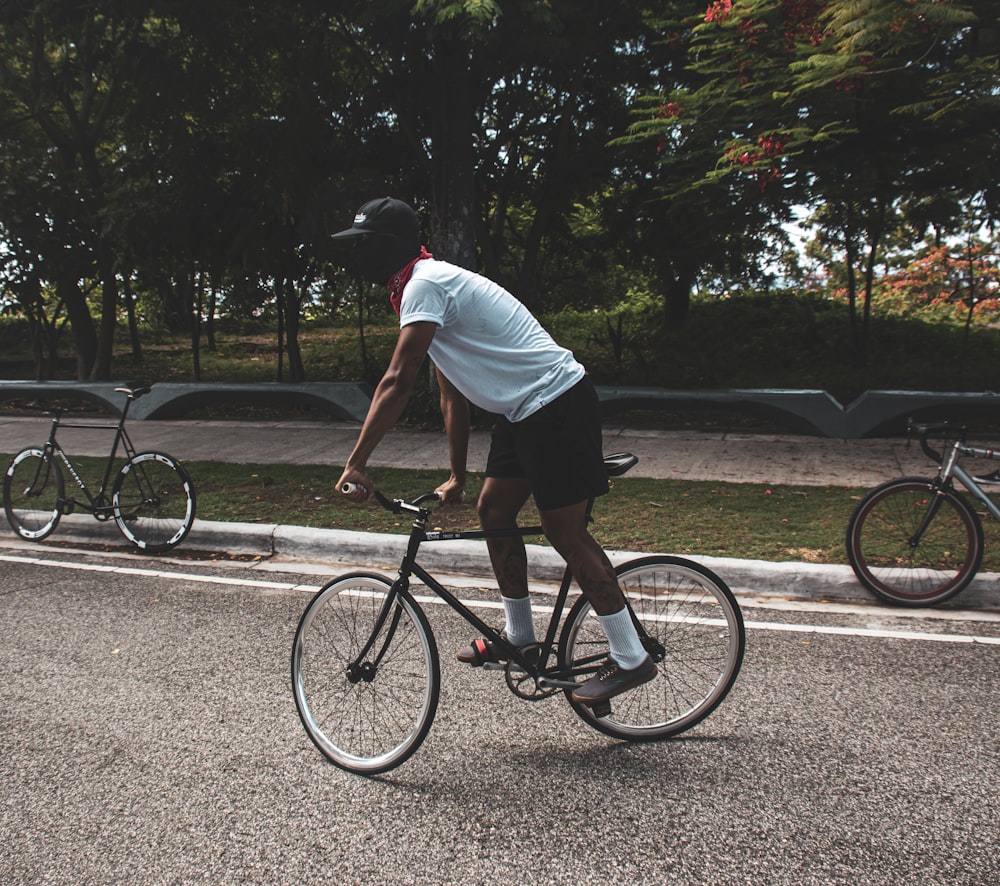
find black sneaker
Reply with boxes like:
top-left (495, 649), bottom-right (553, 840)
top-left (571, 656), bottom-right (656, 705)
top-left (975, 470), bottom-right (1000, 485)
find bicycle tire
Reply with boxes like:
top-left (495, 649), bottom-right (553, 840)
top-left (3, 448), bottom-right (64, 541)
top-left (560, 555), bottom-right (745, 741)
top-left (291, 573), bottom-right (440, 775)
top-left (846, 477), bottom-right (983, 606)
top-left (112, 451), bottom-right (196, 553)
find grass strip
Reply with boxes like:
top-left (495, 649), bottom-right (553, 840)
top-left (6, 454), bottom-right (1000, 570)
top-left (170, 459), bottom-right (1000, 571)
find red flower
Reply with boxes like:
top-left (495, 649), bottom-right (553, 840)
top-left (705, 0), bottom-right (733, 25)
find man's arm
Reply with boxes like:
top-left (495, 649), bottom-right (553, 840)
top-left (338, 321), bottom-right (437, 500)
top-left (434, 367), bottom-right (470, 503)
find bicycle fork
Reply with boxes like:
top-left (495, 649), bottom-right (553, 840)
top-left (908, 482), bottom-right (951, 548)
top-left (346, 576), bottom-right (410, 684)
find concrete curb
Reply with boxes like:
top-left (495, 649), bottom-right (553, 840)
top-left (22, 514), bottom-right (1000, 610)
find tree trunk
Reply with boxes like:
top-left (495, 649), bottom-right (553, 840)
top-left (275, 275), bottom-right (285, 382)
top-left (663, 277), bottom-right (692, 329)
top-left (841, 208), bottom-right (863, 367)
top-left (427, 41), bottom-right (477, 271)
top-left (59, 272), bottom-right (98, 380)
top-left (516, 114), bottom-right (573, 309)
top-left (177, 272), bottom-right (200, 381)
top-left (19, 271), bottom-right (48, 380)
top-left (206, 273), bottom-right (218, 351)
top-left (285, 278), bottom-right (307, 382)
top-left (123, 274), bottom-right (143, 362)
top-left (90, 245), bottom-right (118, 380)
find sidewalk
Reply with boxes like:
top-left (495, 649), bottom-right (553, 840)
top-left (2, 414), bottom-right (999, 609)
top-left (0, 414), bottom-right (945, 485)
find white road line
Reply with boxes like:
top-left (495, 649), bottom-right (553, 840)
top-left (0, 552), bottom-right (321, 593)
top-left (741, 618), bottom-right (1000, 645)
top-left (4, 552), bottom-right (1000, 646)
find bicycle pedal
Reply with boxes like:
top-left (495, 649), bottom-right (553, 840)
top-left (589, 700), bottom-right (612, 719)
top-left (481, 661), bottom-right (506, 671)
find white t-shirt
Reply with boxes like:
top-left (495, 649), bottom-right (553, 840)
top-left (398, 259), bottom-right (585, 422)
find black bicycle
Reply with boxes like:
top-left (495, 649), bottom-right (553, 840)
top-left (846, 421), bottom-right (1000, 607)
top-left (3, 386), bottom-right (195, 553)
top-left (291, 453), bottom-right (745, 775)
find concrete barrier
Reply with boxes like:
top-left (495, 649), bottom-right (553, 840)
top-left (127, 381), bottom-right (373, 422)
top-left (3, 380), bottom-right (1000, 437)
top-left (596, 386), bottom-right (1000, 438)
top-left (840, 389), bottom-right (1000, 437)
top-left (0, 380), bottom-right (373, 423)
top-left (596, 387), bottom-right (845, 436)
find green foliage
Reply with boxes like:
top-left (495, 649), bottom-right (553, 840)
top-left (1, 0), bottom-right (997, 386)
top-left (412, 0), bottom-right (503, 28)
top-left (545, 291), bottom-right (1000, 402)
top-left (628, 0), bottom-right (999, 355)
top-left (6, 290), bottom-right (1000, 412)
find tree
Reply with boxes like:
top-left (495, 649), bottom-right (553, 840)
top-left (0, 2), bottom-right (153, 379)
top-left (329, 0), bottom-right (680, 313)
top-left (636, 0), bottom-right (998, 362)
top-left (612, 3), bottom-right (802, 327)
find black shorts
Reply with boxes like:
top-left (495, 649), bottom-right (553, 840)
top-left (485, 377), bottom-right (608, 511)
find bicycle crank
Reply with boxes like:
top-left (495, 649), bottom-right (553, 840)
top-left (504, 645), bottom-right (558, 700)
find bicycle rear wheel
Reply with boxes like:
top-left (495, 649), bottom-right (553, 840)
top-left (560, 555), bottom-right (745, 741)
top-left (846, 477), bottom-right (983, 606)
top-left (292, 573), bottom-right (440, 775)
top-left (112, 451), bottom-right (195, 553)
top-left (3, 448), bottom-right (64, 541)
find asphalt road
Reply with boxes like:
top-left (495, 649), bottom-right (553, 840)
top-left (2, 546), bottom-right (999, 885)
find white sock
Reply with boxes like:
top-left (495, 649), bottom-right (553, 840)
top-left (598, 607), bottom-right (648, 670)
top-left (502, 595), bottom-right (536, 647)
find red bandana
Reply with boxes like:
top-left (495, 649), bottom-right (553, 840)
top-left (388, 246), bottom-right (434, 316)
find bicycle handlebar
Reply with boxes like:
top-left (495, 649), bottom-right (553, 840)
top-left (907, 419), bottom-right (966, 465)
top-left (340, 483), bottom-right (440, 515)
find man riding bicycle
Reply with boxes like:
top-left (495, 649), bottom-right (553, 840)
top-left (333, 197), bottom-right (654, 705)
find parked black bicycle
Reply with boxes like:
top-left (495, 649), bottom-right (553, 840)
top-left (3, 386), bottom-right (195, 553)
top-left (846, 421), bottom-right (999, 606)
top-left (291, 452), bottom-right (745, 775)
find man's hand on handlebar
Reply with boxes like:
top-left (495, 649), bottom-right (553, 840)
top-left (337, 467), bottom-right (374, 503)
top-left (434, 474), bottom-right (466, 505)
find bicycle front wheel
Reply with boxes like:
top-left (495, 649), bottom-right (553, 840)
top-left (560, 555), bottom-right (745, 741)
top-left (112, 451), bottom-right (195, 553)
top-left (846, 477), bottom-right (983, 606)
top-left (291, 573), bottom-right (440, 775)
top-left (3, 448), bottom-right (64, 541)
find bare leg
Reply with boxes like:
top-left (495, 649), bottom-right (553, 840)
top-left (539, 499), bottom-right (625, 616)
top-left (541, 499), bottom-right (653, 701)
top-left (477, 476), bottom-right (533, 598)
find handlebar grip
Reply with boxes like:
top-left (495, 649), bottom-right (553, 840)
top-left (340, 482), bottom-right (365, 496)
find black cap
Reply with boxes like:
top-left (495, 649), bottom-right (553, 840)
top-left (332, 197), bottom-right (419, 240)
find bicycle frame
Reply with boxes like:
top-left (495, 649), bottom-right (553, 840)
top-left (940, 443), bottom-right (1000, 521)
top-left (352, 498), bottom-right (650, 692)
top-left (296, 454), bottom-right (744, 772)
top-left (905, 426), bottom-right (1000, 548)
top-left (40, 399), bottom-right (140, 517)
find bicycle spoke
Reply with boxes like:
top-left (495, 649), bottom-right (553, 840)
top-left (3, 449), bottom-right (63, 541)
top-left (113, 452), bottom-right (195, 552)
top-left (847, 479), bottom-right (981, 605)
top-left (561, 556), bottom-right (744, 740)
top-left (292, 575), bottom-right (439, 775)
